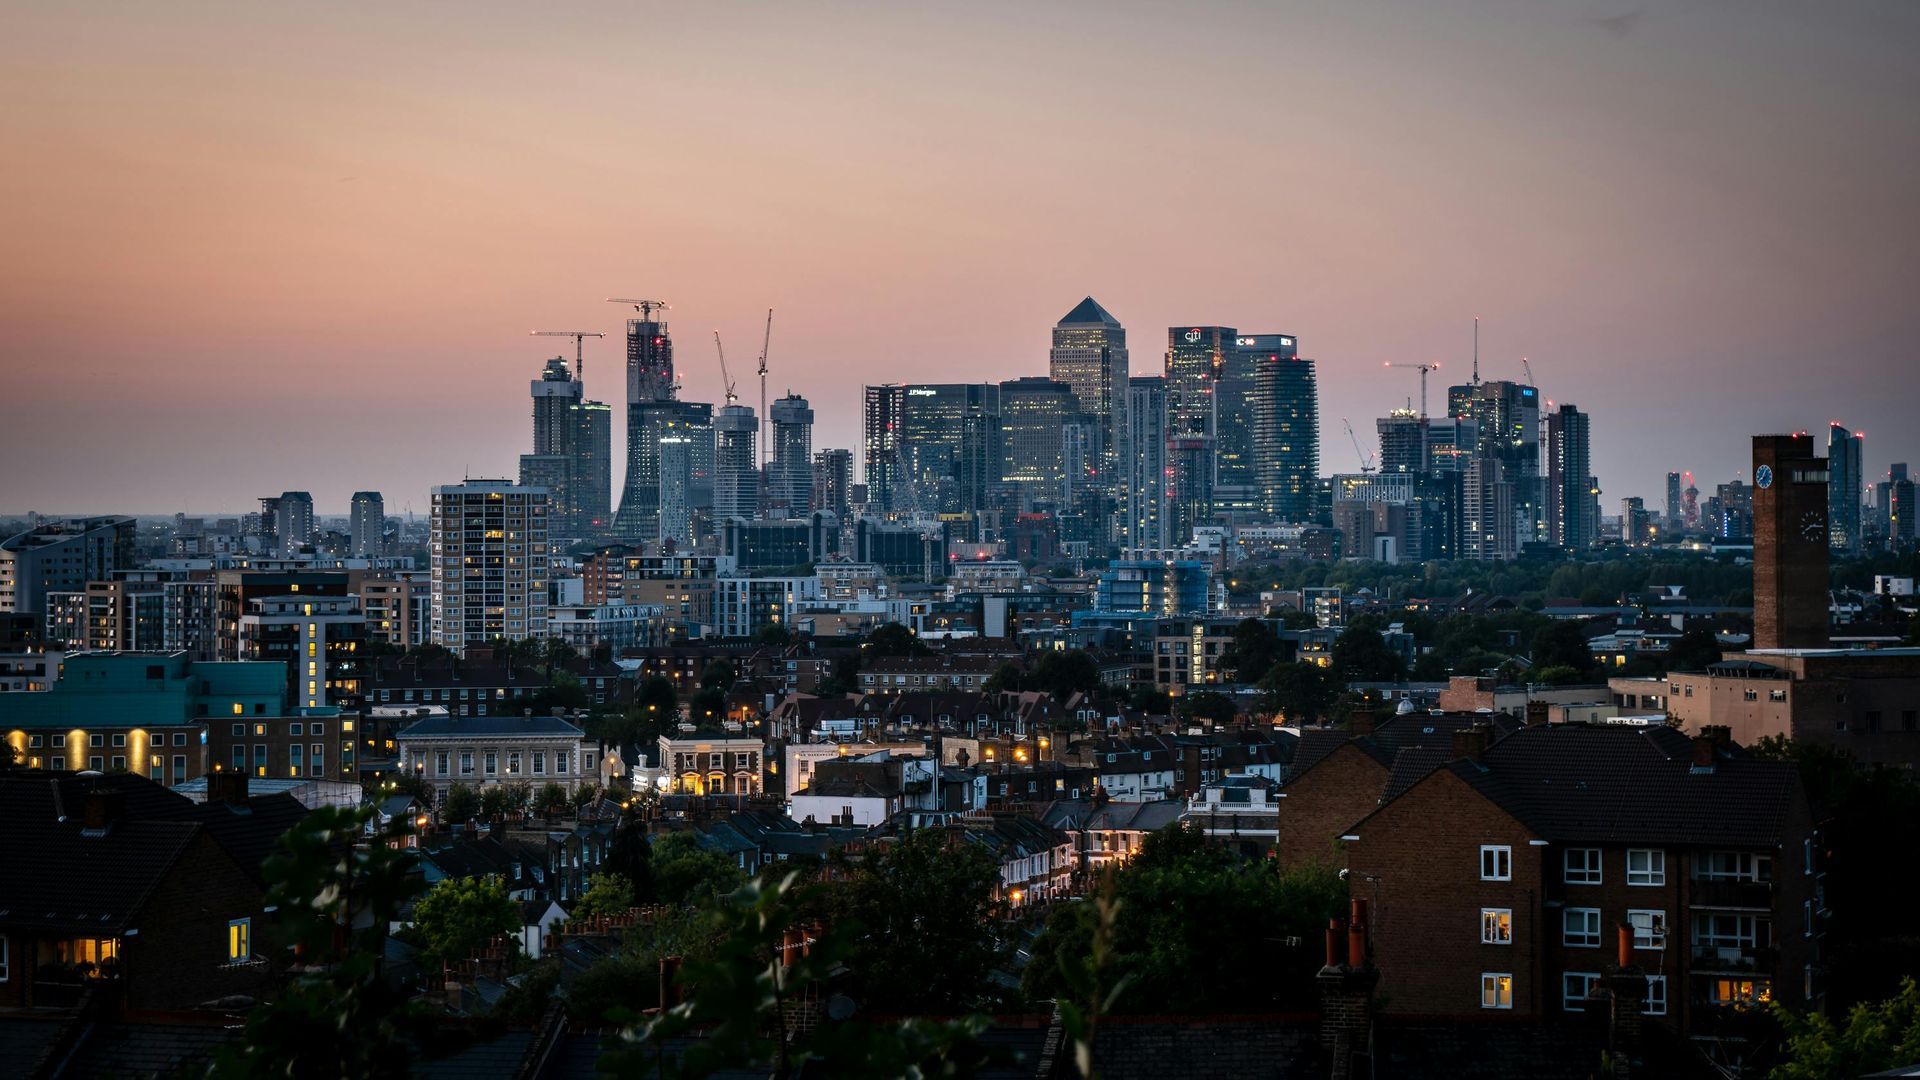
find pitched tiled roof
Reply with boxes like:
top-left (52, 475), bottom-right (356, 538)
top-left (1378, 724), bottom-right (1803, 849)
top-left (398, 714), bottom-right (586, 738)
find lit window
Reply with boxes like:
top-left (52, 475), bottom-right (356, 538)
top-left (1480, 972), bottom-right (1513, 1010)
top-left (228, 918), bottom-right (251, 963)
top-left (232, 703), bottom-right (244, 716)
top-left (1481, 908), bottom-right (1512, 944)
top-left (1480, 845), bottom-right (1512, 881)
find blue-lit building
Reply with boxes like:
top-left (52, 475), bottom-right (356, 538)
top-left (1092, 560), bottom-right (1211, 616)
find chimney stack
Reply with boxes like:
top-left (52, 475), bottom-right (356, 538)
top-left (1690, 735), bottom-right (1716, 772)
top-left (1595, 922), bottom-right (1649, 1078)
top-left (81, 788), bottom-right (126, 832)
top-left (1451, 723), bottom-right (1492, 762)
top-left (1318, 898), bottom-right (1377, 1080)
top-left (205, 770), bottom-right (250, 805)
top-left (1525, 700), bottom-right (1549, 727)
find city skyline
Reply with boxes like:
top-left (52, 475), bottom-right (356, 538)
top-left (5, 1), bottom-right (1918, 514)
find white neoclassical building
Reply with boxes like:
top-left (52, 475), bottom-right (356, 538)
top-left (396, 712), bottom-right (592, 799)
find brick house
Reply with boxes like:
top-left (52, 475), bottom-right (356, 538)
top-left (1341, 724), bottom-right (1818, 1039)
top-left (0, 772), bottom-right (276, 1011)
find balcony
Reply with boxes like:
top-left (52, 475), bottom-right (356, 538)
top-left (1691, 878), bottom-right (1774, 909)
top-left (1690, 944), bottom-right (1779, 974)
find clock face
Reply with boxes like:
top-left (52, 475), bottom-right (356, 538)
top-left (1755, 464), bottom-right (1774, 489)
top-left (1799, 511), bottom-right (1827, 543)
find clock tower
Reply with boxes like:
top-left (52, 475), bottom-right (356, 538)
top-left (1752, 433), bottom-right (1830, 650)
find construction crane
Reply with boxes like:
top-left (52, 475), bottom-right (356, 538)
top-left (1343, 418), bottom-right (1375, 473)
top-left (1382, 361), bottom-right (1441, 418)
top-left (606, 298), bottom-right (670, 322)
top-left (756, 308), bottom-right (773, 470)
top-left (712, 331), bottom-right (738, 404)
top-left (1521, 356), bottom-right (1535, 386)
top-left (529, 330), bottom-right (604, 381)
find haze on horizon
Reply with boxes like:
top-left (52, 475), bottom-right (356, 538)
top-left (3, 0), bottom-right (1917, 518)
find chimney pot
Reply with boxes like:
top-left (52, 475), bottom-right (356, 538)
top-left (1347, 898), bottom-right (1370, 969)
top-left (1616, 922), bottom-right (1634, 971)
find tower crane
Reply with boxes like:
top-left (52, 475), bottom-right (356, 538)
top-left (1382, 361), bottom-right (1441, 418)
top-left (1343, 418), bottom-right (1375, 473)
top-left (606, 298), bottom-right (670, 321)
top-left (713, 331), bottom-right (738, 404)
top-left (1521, 356), bottom-right (1535, 386)
top-left (529, 330), bottom-right (604, 381)
top-left (756, 308), bottom-right (773, 470)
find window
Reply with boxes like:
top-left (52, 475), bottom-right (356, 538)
top-left (227, 918), bottom-right (251, 963)
top-left (89, 734), bottom-right (103, 748)
top-left (532, 752), bottom-right (545, 775)
top-left (111, 756), bottom-right (126, 771)
top-left (1563, 972), bottom-right (1601, 1011)
top-left (1628, 909), bottom-right (1666, 950)
top-left (89, 756), bottom-right (104, 771)
top-left (173, 733), bottom-right (187, 745)
top-left (1480, 845), bottom-right (1512, 881)
top-left (1645, 976), bottom-right (1668, 1016)
top-left (485, 752), bottom-right (498, 776)
top-left (112, 733), bottom-right (126, 747)
top-left (1480, 973), bottom-right (1513, 1010)
top-left (460, 751), bottom-right (474, 775)
top-left (50, 756), bottom-right (64, 770)
top-left (1769, 689), bottom-right (1787, 702)
top-left (52, 734), bottom-right (64, 748)
top-left (231, 723), bottom-right (245, 737)
top-left (1694, 912), bottom-right (1765, 950)
top-left (1481, 908), bottom-right (1513, 944)
top-left (310, 745), bottom-right (324, 776)
top-left (1626, 849), bottom-right (1665, 886)
top-left (289, 723), bottom-right (303, 737)
top-left (1709, 978), bottom-right (1770, 1005)
top-left (508, 752), bottom-right (521, 775)
top-left (1564, 908), bottom-right (1602, 948)
top-left (1564, 847), bottom-right (1602, 885)
top-left (1697, 851), bottom-right (1772, 882)
top-left (436, 751), bottom-right (449, 776)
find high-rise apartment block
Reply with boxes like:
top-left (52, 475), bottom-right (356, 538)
top-left (519, 355), bottom-right (612, 537)
top-left (1244, 334), bottom-right (1317, 523)
top-left (1826, 423), bottom-right (1863, 553)
top-left (0, 516), bottom-right (136, 615)
top-left (349, 491), bottom-right (385, 556)
top-left (1752, 434), bottom-right (1828, 650)
top-left (862, 384), bottom-right (906, 514)
top-left (768, 393), bottom-right (815, 515)
top-left (713, 404), bottom-right (759, 523)
top-left (1122, 377), bottom-right (1170, 552)
top-left (998, 376), bottom-right (1087, 508)
top-left (812, 449), bottom-right (853, 519)
top-left (429, 480), bottom-right (550, 653)
top-left (273, 491), bottom-right (315, 553)
top-left (1544, 403), bottom-right (1598, 550)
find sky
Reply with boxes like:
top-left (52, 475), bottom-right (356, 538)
top-left (3, 0), bottom-right (1917, 517)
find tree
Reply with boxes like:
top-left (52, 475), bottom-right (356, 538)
top-left (572, 872), bottom-right (636, 919)
top-left (754, 623), bottom-right (796, 646)
top-left (409, 875), bottom-right (520, 971)
top-left (1220, 618), bottom-right (1282, 683)
top-left (605, 805), bottom-right (656, 900)
top-left (699, 658), bottom-right (738, 690)
top-left (1260, 661), bottom-right (1333, 725)
top-left (1772, 977), bottom-right (1920, 1080)
top-left (1664, 628), bottom-right (1724, 673)
top-left (1176, 691), bottom-right (1237, 725)
top-left (441, 782), bottom-right (480, 824)
top-left (596, 875), bottom-right (1001, 1080)
top-left (1530, 619), bottom-right (1597, 679)
top-left (822, 829), bottom-right (1007, 1014)
top-left (211, 802), bottom-right (450, 1079)
top-left (1331, 615), bottom-right (1405, 682)
top-left (862, 622), bottom-right (929, 658)
top-left (687, 687), bottom-right (728, 728)
top-left (1027, 650), bottom-right (1100, 703)
top-left (982, 661), bottom-right (1024, 696)
top-left (534, 781), bottom-right (570, 820)
top-left (529, 669), bottom-right (588, 714)
top-left (650, 831), bottom-right (745, 906)
top-left (1024, 823), bottom-right (1344, 1017)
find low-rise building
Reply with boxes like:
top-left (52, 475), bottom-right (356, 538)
top-left (659, 732), bottom-right (765, 796)
top-left (396, 713), bottom-right (593, 800)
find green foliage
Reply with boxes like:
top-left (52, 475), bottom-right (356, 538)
top-left (863, 622), bottom-right (930, 657)
top-left (1024, 823), bottom-right (1345, 1015)
top-left (754, 622), bottom-right (797, 646)
top-left (481, 781), bottom-right (529, 819)
top-left (441, 782), bottom-right (480, 824)
top-left (1176, 691), bottom-right (1237, 725)
top-left (210, 801), bottom-right (448, 1080)
top-left (605, 807), bottom-right (656, 900)
top-left (699, 658), bottom-right (739, 690)
top-left (686, 687), bottom-right (728, 728)
top-left (1260, 661), bottom-right (1334, 725)
top-left (821, 829), bottom-right (1008, 1014)
top-left (650, 831), bottom-right (746, 906)
top-left (1531, 664), bottom-right (1584, 685)
top-left (1754, 739), bottom-right (1920, 1008)
top-left (1127, 685), bottom-right (1172, 714)
top-left (1771, 977), bottom-right (1920, 1080)
top-left (410, 875), bottom-right (520, 971)
top-left (383, 769), bottom-right (435, 804)
top-left (1331, 615), bottom-right (1405, 682)
top-left (983, 661), bottom-right (1024, 696)
top-left (534, 781), bottom-right (571, 818)
top-left (1530, 619), bottom-right (1598, 680)
top-left (596, 874), bottom-right (1002, 1079)
top-left (1220, 618), bottom-right (1283, 683)
top-left (1054, 878), bottom-right (1130, 1080)
top-left (1026, 650), bottom-right (1101, 703)
top-left (572, 872), bottom-right (636, 919)
top-left (529, 669), bottom-right (588, 714)
top-left (565, 905), bottom-right (731, 1025)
